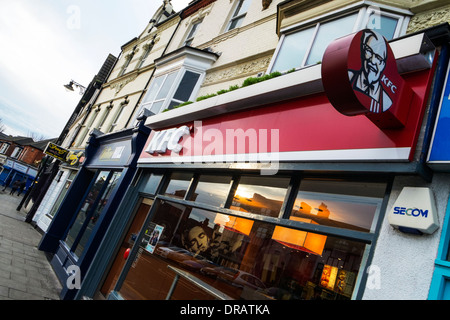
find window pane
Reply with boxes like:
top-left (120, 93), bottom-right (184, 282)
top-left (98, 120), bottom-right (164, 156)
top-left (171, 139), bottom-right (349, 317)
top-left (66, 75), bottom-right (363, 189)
top-left (191, 175), bottom-right (232, 207)
top-left (118, 200), bottom-right (369, 300)
top-left (163, 172), bottom-right (193, 199)
top-left (234, 0), bottom-right (251, 18)
top-left (367, 14), bottom-right (398, 40)
top-left (156, 71), bottom-right (178, 100)
top-left (173, 71), bottom-right (200, 102)
top-left (292, 179), bottom-right (386, 233)
top-left (228, 0), bottom-right (251, 31)
top-left (141, 173), bottom-right (163, 195)
top-left (149, 101), bottom-right (164, 115)
top-left (231, 176), bottom-right (290, 217)
top-left (48, 171), bottom-right (78, 217)
top-left (142, 76), bottom-right (164, 105)
top-left (306, 13), bottom-right (358, 65)
top-left (271, 27), bottom-right (315, 72)
top-left (75, 171), bottom-right (122, 257)
top-left (64, 171), bottom-right (110, 250)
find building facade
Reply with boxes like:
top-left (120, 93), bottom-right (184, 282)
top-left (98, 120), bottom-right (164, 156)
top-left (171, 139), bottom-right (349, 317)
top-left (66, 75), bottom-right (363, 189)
top-left (37, 0), bottom-right (450, 300)
top-left (0, 136), bottom-right (53, 194)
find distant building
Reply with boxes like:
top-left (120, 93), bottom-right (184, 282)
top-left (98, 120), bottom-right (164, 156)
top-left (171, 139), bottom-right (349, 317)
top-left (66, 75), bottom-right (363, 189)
top-left (0, 135), bottom-right (55, 193)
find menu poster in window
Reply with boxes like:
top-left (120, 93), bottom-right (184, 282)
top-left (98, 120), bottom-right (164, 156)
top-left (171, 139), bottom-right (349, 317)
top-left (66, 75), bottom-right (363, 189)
top-left (142, 223), bottom-right (164, 254)
top-left (320, 265), bottom-right (338, 290)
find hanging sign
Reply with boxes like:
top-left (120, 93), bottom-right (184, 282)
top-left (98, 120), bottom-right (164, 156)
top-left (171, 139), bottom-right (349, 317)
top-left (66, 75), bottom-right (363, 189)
top-left (387, 187), bottom-right (439, 234)
top-left (44, 142), bottom-right (71, 162)
top-left (44, 142), bottom-right (85, 166)
top-left (322, 29), bottom-right (414, 129)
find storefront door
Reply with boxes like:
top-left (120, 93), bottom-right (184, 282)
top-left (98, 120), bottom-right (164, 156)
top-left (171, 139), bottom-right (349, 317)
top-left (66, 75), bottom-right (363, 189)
top-left (100, 198), bottom-right (153, 296)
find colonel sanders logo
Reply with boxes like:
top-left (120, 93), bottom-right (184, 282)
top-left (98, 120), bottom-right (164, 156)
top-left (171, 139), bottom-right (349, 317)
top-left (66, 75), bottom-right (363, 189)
top-left (348, 30), bottom-right (392, 113)
top-left (321, 29), bottom-right (413, 129)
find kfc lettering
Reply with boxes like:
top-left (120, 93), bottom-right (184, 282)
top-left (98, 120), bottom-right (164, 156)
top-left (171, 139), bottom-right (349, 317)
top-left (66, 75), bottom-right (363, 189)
top-left (322, 29), bottom-right (414, 129)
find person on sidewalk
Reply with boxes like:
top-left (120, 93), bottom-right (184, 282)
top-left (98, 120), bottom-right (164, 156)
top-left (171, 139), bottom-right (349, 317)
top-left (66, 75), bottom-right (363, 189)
top-left (2, 176), bottom-right (12, 192)
top-left (17, 180), bottom-right (26, 196)
top-left (10, 180), bottom-right (20, 195)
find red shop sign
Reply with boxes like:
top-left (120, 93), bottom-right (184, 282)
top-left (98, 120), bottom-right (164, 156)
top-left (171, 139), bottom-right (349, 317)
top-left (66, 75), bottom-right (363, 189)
top-left (322, 29), bottom-right (415, 129)
top-left (139, 32), bottom-right (435, 165)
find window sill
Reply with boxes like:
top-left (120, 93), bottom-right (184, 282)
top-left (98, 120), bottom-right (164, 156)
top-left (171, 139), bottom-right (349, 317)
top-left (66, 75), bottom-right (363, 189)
top-left (144, 33), bottom-right (434, 130)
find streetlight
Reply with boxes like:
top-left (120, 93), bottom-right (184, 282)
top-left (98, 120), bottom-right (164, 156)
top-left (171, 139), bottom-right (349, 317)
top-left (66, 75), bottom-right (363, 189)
top-left (64, 80), bottom-right (86, 95)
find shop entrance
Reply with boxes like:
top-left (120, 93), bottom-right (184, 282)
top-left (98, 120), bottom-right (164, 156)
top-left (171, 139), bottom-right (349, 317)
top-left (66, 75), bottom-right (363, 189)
top-left (100, 198), bottom-right (154, 296)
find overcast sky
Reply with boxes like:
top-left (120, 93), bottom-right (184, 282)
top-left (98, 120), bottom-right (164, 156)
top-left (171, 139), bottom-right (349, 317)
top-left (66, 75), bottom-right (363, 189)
top-left (0, 0), bottom-right (190, 140)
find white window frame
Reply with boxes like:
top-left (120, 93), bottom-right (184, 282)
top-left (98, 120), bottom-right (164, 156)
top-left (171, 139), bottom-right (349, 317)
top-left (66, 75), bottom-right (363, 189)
top-left (226, 0), bottom-right (251, 31)
top-left (108, 104), bottom-right (127, 133)
top-left (137, 67), bottom-right (203, 116)
top-left (97, 103), bottom-right (113, 132)
top-left (267, 3), bottom-right (410, 73)
top-left (137, 44), bottom-right (153, 69)
top-left (184, 19), bottom-right (202, 47)
top-left (10, 147), bottom-right (24, 159)
top-left (119, 55), bottom-right (133, 76)
top-left (76, 107), bottom-right (100, 146)
top-left (0, 143), bottom-right (10, 154)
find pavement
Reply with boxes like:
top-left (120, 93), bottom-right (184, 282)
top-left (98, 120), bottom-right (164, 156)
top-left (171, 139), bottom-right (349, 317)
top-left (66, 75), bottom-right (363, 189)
top-left (0, 188), bottom-right (62, 300)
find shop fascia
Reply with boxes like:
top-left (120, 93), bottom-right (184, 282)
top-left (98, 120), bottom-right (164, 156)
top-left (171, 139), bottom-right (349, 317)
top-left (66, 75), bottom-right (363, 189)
top-left (144, 121), bottom-right (280, 174)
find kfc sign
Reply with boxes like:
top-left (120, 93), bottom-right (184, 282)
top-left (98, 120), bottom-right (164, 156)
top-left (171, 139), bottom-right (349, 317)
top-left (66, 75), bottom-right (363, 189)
top-left (322, 29), bottom-right (414, 129)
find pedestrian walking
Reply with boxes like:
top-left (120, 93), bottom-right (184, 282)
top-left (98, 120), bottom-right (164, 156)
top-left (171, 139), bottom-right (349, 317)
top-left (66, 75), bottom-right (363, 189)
top-left (2, 175), bottom-right (12, 192)
top-left (9, 180), bottom-right (20, 195)
top-left (17, 179), bottom-right (26, 196)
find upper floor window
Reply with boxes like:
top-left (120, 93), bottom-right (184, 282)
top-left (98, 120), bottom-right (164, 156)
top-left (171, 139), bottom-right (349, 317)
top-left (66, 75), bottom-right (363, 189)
top-left (108, 103), bottom-right (127, 133)
top-left (268, 5), bottom-right (409, 73)
top-left (119, 55), bottom-right (133, 76)
top-left (137, 44), bottom-right (153, 69)
top-left (0, 143), bottom-right (10, 154)
top-left (132, 47), bottom-right (218, 122)
top-left (140, 69), bottom-right (201, 115)
top-left (227, 0), bottom-right (251, 31)
top-left (184, 20), bottom-right (202, 46)
top-left (10, 147), bottom-right (23, 159)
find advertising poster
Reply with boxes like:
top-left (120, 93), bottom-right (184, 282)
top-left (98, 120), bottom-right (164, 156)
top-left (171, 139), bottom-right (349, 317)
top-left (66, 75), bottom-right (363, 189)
top-left (143, 224), bottom-right (164, 254)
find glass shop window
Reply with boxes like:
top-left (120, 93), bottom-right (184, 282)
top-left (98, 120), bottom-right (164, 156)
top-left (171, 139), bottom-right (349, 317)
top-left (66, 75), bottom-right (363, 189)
top-left (190, 175), bottom-right (232, 207)
top-left (64, 170), bottom-right (122, 258)
top-left (162, 172), bottom-right (194, 199)
top-left (48, 171), bottom-right (78, 218)
top-left (140, 173), bottom-right (163, 195)
top-left (291, 179), bottom-right (386, 233)
top-left (117, 199), bottom-right (370, 300)
top-left (231, 176), bottom-right (290, 217)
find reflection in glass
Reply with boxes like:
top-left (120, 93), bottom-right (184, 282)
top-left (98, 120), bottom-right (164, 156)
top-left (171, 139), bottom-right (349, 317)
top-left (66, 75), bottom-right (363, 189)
top-left (48, 171), bottom-right (77, 217)
top-left (117, 199), bottom-right (368, 300)
top-left (367, 14), bottom-right (398, 40)
top-left (292, 180), bottom-right (385, 233)
top-left (163, 172), bottom-right (193, 199)
top-left (271, 27), bottom-right (315, 72)
top-left (231, 176), bottom-right (289, 217)
top-left (141, 173), bottom-right (163, 195)
top-left (75, 171), bottom-right (122, 257)
top-left (65, 171), bottom-right (110, 250)
top-left (191, 175), bottom-right (232, 207)
top-left (306, 13), bottom-right (358, 65)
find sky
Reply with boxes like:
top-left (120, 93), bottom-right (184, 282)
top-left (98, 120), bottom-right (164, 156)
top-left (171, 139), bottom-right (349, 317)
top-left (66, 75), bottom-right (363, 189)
top-left (0, 0), bottom-right (191, 140)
